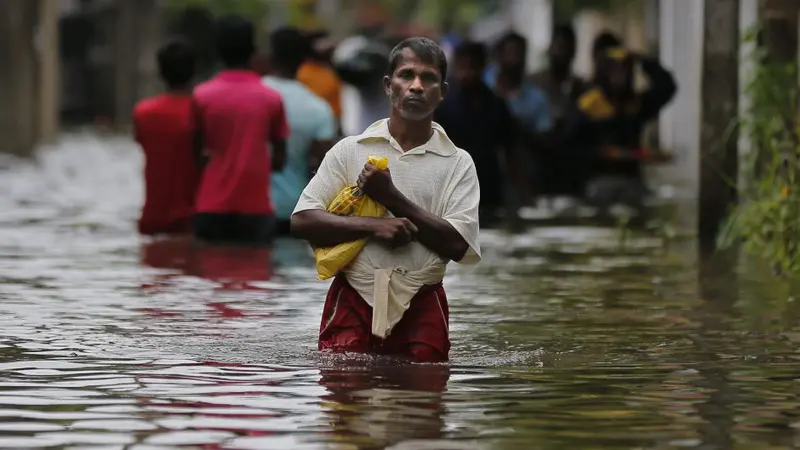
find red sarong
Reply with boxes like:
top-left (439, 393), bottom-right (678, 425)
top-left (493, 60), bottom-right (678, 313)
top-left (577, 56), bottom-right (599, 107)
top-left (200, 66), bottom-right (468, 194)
top-left (319, 274), bottom-right (450, 362)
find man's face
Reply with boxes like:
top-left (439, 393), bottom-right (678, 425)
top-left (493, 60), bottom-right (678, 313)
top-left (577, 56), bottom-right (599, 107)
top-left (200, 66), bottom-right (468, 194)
top-left (605, 59), bottom-right (632, 92)
top-left (453, 55), bottom-right (483, 89)
top-left (499, 41), bottom-right (525, 71)
top-left (548, 37), bottom-right (574, 71)
top-left (384, 48), bottom-right (447, 121)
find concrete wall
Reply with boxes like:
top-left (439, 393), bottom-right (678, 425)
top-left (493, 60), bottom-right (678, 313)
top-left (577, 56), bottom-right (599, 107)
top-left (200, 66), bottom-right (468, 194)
top-left (0, 0), bottom-right (37, 155)
top-left (0, 0), bottom-right (59, 156)
top-left (655, 0), bottom-right (760, 197)
top-left (656, 0), bottom-right (705, 197)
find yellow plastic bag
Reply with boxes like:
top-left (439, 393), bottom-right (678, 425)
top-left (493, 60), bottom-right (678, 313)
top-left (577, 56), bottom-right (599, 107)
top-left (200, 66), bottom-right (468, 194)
top-left (314, 155), bottom-right (389, 280)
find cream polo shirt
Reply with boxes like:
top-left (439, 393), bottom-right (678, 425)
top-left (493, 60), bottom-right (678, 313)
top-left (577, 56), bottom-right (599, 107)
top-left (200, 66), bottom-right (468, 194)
top-left (293, 119), bottom-right (481, 338)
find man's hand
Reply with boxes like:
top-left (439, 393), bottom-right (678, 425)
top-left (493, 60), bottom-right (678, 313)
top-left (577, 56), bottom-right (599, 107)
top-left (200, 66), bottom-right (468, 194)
top-left (358, 163), bottom-right (398, 206)
top-left (370, 217), bottom-right (417, 248)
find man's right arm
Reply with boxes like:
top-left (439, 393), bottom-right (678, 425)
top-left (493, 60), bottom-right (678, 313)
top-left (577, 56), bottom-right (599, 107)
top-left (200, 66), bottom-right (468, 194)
top-left (290, 143), bottom-right (372, 247)
top-left (291, 211), bottom-right (380, 247)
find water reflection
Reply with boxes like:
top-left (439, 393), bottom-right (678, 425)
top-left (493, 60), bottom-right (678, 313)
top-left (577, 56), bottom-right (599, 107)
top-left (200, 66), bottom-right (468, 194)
top-left (139, 236), bottom-right (276, 322)
top-left (319, 361), bottom-right (450, 449)
top-left (140, 236), bottom-right (274, 289)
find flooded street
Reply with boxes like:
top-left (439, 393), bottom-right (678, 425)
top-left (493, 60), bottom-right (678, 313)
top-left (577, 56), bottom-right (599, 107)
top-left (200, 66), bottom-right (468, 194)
top-left (2, 134), bottom-right (800, 450)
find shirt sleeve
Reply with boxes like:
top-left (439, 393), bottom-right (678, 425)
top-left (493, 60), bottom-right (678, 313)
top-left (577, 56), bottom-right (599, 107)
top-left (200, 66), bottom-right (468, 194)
top-left (443, 154), bottom-right (481, 265)
top-left (315, 102), bottom-right (337, 141)
top-left (270, 97), bottom-right (291, 142)
top-left (292, 141), bottom-right (350, 214)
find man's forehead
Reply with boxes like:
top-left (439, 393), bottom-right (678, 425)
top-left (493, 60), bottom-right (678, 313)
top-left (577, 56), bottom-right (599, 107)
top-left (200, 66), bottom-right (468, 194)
top-left (394, 48), bottom-right (440, 72)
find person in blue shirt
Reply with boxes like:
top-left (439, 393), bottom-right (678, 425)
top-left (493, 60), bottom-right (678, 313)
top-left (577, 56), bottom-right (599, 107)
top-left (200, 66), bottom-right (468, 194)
top-left (484, 32), bottom-right (551, 137)
top-left (261, 27), bottom-right (337, 235)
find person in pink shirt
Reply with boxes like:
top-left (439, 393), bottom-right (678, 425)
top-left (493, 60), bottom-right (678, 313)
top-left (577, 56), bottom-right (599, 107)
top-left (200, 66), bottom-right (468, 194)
top-left (191, 15), bottom-right (289, 246)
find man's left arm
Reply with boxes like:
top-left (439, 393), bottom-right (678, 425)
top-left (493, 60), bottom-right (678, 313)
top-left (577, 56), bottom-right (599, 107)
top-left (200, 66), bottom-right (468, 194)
top-left (361, 158), bottom-right (481, 263)
top-left (270, 98), bottom-right (290, 172)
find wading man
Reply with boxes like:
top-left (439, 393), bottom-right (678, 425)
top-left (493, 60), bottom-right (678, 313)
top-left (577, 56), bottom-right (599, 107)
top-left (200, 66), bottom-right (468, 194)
top-left (291, 37), bottom-right (481, 362)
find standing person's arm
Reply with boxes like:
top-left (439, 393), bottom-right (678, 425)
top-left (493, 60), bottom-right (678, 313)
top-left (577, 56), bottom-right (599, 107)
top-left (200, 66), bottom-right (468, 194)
top-left (636, 55), bottom-right (678, 122)
top-left (308, 102), bottom-right (337, 176)
top-left (291, 143), bottom-right (418, 248)
top-left (358, 156), bottom-right (481, 263)
top-left (132, 109), bottom-right (142, 146)
top-left (190, 96), bottom-right (208, 170)
top-left (270, 98), bottom-right (290, 172)
top-left (330, 75), bottom-right (344, 137)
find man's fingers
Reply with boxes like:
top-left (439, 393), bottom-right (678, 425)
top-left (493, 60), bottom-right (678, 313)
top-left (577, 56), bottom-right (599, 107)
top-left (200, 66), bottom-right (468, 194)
top-left (404, 221), bottom-right (418, 235)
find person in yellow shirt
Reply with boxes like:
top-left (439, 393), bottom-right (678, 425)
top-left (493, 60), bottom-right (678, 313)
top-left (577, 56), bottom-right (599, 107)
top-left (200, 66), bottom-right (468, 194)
top-left (298, 30), bottom-right (343, 130)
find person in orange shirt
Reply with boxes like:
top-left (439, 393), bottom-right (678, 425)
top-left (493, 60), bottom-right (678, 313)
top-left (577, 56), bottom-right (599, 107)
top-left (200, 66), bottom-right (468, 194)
top-left (298, 30), bottom-right (342, 130)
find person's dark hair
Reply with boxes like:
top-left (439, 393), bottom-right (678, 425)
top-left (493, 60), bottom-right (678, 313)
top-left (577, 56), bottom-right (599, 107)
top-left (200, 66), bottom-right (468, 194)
top-left (386, 37), bottom-right (448, 81)
top-left (552, 23), bottom-right (577, 50)
top-left (157, 39), bottom-right (196, 89)
top-left (592, 31), bottom-right (622, 57)
top-left (270, 26), bottom-right (310, 75)
top-left (454, 41), bottom-right (487, 68)
top-left (215, 14), bottom-right (256, 68)
top-left (495, 31), bottom-right (527, 54)
top-left (305, 29), bottom-right (329, 43)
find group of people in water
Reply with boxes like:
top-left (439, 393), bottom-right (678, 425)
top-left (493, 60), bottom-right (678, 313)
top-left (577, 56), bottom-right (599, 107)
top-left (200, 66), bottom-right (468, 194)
top-left (134, 15), bottom-right (677, 363)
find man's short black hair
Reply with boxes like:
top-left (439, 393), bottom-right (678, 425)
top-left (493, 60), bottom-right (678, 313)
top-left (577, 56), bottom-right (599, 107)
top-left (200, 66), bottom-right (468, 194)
top-left (270, 26), bottom-right (310, 75)
top-left (215, 14), bottom-right (256, 68)
top-left (553, 23), bottom-right (577, 49)
top-left (495, 31), bottom-right (527, 54)
top-left (592, 30), bottom-right (622, 57)
top-left (386, 37), bottom-right (448, 81)
top-left (305, 29), bottom-right (329, 42)
top-left (157, 39), bottom-right (196, 89)
top-left (454, 41), bottom-right (487, 68)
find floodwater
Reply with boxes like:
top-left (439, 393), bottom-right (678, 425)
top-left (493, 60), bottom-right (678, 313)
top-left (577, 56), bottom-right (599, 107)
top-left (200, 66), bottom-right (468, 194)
top-left (1, 134), bottom-right (800, 450)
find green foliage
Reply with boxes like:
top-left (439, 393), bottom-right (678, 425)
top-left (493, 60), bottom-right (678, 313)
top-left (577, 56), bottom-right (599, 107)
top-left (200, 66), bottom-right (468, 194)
top-left (718, 24), bottom-right (800, 272)
top-left (164, 0), bottom-right (270, 23)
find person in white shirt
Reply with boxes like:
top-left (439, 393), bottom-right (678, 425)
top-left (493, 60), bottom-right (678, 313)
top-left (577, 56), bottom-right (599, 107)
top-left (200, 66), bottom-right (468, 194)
top-left (291, 37), bottom-right (481, 362)
top-left (259, 27), bottom-right (337, 235)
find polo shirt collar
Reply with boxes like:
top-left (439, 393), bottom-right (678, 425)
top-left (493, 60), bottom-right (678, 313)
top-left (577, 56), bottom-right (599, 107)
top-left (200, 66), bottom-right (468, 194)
top-left (355, 119), bottom-right (459, 157)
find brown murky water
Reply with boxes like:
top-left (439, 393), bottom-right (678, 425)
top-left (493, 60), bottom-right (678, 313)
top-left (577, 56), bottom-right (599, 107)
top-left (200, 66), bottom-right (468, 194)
top-left (1, 134), bottom-right (800, 450)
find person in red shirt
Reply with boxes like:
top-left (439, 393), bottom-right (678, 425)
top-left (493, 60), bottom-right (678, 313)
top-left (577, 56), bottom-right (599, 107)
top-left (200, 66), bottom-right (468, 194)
top-left (133, 39), bottom-right (200, 235)
top-left (191, 15), bottom-right (289, 246)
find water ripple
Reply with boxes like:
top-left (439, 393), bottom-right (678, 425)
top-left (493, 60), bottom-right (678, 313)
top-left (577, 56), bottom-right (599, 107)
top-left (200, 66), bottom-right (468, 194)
top-left (1, 135), bottom-right (799, 449)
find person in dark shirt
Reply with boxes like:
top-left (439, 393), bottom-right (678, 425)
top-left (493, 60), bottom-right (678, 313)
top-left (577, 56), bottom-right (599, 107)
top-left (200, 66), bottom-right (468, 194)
top-left (563, 47), bottom-right (677, 210)
top-left (434, 41), bottom-right (520, 225)
top-left (133, 40), bottom-right (200, 236)
top-left (529, 24), bottom-right (589, 198)
top-left (591, 31), bottom-right (623, 84)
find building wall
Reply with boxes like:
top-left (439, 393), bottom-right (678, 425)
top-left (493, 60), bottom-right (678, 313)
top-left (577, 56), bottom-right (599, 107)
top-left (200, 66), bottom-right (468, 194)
top-left (655, 0), bottom-right (760, 197)
top-left (656, 0), bottom-right (705, 197)
top-left (0, 1), bottom-right (40, 155)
